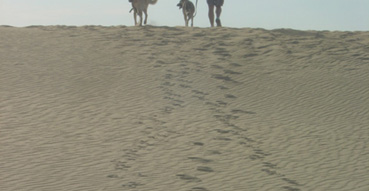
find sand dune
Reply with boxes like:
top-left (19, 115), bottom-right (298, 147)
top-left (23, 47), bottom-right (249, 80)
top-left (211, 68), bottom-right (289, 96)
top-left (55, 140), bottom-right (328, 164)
top-left (1, 25), bottom-right (369, 191)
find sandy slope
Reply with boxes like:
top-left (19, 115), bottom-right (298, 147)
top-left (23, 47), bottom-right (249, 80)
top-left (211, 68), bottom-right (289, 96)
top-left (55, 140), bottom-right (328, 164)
top-left (1, 25), bottom-right (368, 191)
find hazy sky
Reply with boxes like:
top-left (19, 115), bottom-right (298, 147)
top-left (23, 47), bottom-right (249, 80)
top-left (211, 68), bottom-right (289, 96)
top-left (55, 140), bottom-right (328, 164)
top-left (0, 0), bottom-right (368, 31)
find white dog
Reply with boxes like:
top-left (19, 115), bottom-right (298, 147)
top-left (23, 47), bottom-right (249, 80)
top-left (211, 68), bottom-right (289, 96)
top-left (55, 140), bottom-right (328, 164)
top-left (129, 0), bottom-right (158, 26)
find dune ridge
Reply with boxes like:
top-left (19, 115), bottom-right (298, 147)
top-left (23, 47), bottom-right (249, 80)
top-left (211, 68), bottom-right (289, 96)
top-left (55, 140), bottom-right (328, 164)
top-left (1, 25), bottom-right (369, 191)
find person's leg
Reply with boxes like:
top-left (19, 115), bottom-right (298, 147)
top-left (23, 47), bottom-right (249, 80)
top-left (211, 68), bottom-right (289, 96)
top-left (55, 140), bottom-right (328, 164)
top-left (215, 5), bottom-right (222, 18)
top-left (208, 4), bottom-right (215, 27)
top-left (215, 5), bottom-right (222, 27)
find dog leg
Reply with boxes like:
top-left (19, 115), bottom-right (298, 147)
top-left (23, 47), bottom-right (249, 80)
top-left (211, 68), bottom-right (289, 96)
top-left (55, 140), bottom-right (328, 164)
top-left (133, 10), bottom-right (137, 26)
top-left (138, 11), bottom-right (143, 26)
top-left (191, 16), bottom-right (193, 27)
top-left (183, 10), bottom-right (188, 27)
top-left (184, 16), bottom-right (188, 27)
top-left (144, 9), bottom-right (148, 25)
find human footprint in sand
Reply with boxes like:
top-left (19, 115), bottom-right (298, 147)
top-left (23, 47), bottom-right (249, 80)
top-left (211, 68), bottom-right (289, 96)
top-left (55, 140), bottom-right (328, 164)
top-left (207, 0), bottom-right (224, 27)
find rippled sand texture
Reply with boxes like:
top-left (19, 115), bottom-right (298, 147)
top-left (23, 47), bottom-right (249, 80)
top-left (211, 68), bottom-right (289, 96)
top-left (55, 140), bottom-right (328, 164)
top-left (1, 26), bottom-right (369, 191)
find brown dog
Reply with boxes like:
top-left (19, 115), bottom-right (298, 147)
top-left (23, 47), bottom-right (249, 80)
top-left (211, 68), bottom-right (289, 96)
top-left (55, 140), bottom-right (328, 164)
top-left (177, 0), bottom-right (196, 27)
top-left (129, 0), bottom-right (158, 26)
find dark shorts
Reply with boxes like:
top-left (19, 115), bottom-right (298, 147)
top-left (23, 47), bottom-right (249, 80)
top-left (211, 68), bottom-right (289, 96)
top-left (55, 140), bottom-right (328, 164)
top-left (207, 0), bottom-right (224, 6)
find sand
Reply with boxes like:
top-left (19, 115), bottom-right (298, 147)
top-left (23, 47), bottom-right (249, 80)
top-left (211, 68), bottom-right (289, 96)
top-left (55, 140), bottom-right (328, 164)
top-left (1, 25), bottom-right (369, 191)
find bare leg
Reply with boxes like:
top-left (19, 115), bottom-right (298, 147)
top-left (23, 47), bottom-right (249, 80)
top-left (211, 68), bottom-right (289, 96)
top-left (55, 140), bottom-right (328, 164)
top-left (216, 6), bottom-right (222, 19)
top-left (215, 5), bottom-right (222, 27)
top-left (208, 4), bottom-right (215, 27)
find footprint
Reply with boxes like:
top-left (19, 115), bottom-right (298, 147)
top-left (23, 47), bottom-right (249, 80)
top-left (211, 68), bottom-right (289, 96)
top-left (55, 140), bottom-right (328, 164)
top-left (282, 178), bottom-right (302, 186)
top-left (188, 157), bottom-right (213, 163)
top-left (161, 81), bottom-right (176, 87)
top-left (261, 168), bottom-right (277, 175)
top-left (213, 48), bottom-right (231, 57)
top-left (263, 162), bottom-right (278, 169)
top-left (282, 186), bottom-right (301, 191)
top-left (164, 91), bottom-right (181, 97)
top-left (197, 166), bottom-right (214, 172)
top-left (217, 85), bottom-right (229, 90)
top-left (192, 90), bottom-right (208, 95)
top-left (213, 114), bottom-right (238, 122)
top-left (205, 101), bottom-right (220, 107)
top-left (215, 129), bottom-right (232, 134)
top-left (173, 99), bottom-right (184, 104)
top-left (122, 182), bottom-right (143, 188)
top-left (192, 95), bottom-right (205, 100)
top-left (229, 63), bottom-right (242, 67)
top-left (179, 70), bottom-right (190, 75)
top-left (216, 100), bottom-right (227, 106)
top-left (192, 32), bottom-right (206, 37)
top-left (179, 84), bottom-right (191, 88)
top-left (254, 149), bottom-right (270, 156)
top-left (176, 174), bottom-right (202, 182)
top-left (231, 109), bottom-right (256, 115)
top-left (213, 137), bottom-right (232, 141)
top-left (115, 161), bottom-right (131, 170)
top-left (163, 106), bottom-right (174, 113)
top-left (207, 150), bottom-right (222, 155)
top-left (107, 174), bottom-right (119, 178)
top-left (212, 74), bottom-right (233, 82)
top-left (156, 60), bottom-right (168, 65)
top-left (153, 64), bottom-right (162, 68)
top-left (164, 73), bottom-right (174, 79)
top-left (191, 187), bottom-right (209, 191)
top-left (163, 96), bottom-right (174, 101)
top-left (242, 136), bottom-right (256, 142)
top-left (224, 69), bottom-right (242, 75)
top-left (172, 103), bottom-right (184, 107)
top-left (243, 53), bottom-right (258, 58)
top-left (211, 64), bottom-right (223, 69)
top-left (193, 142), bottom-right (204, 146)
top-left (249, 154), bottom-right (264, 160)
top-left (225, 94), bottom-right (237, 99)
top-left (177, 78), bottom-right (193, 83)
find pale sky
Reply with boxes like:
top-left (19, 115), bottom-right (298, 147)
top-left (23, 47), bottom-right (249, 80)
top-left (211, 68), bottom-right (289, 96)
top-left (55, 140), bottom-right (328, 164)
top-left (0, 0), bottom-right (368, 31)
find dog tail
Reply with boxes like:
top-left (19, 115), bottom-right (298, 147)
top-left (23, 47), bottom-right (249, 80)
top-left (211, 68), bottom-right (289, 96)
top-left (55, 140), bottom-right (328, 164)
top-left (193, 0), bottom-right (198, 18)
top-left (148, 0), bottom-right (158, 5)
